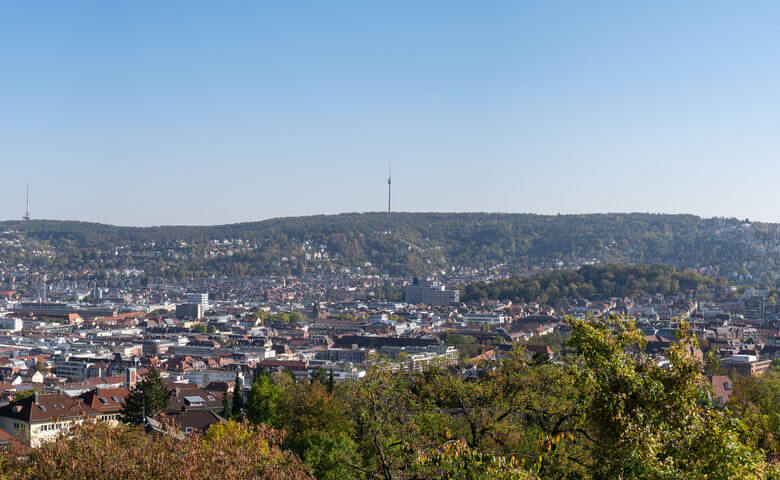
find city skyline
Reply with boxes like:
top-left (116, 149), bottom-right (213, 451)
top-left (2, 1), bottom-right (780, 226)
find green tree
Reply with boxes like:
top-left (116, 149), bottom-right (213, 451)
top-left (327, 369), bottom-right (335, 394)
top-left (440, 332), bottom-right (480, 359)
top-left (231, 374), bottom-right (243, 418)
top-left (565, 316), bottom-right (770, 479)
top-left (220, 389), bottom-right (232, 419)
top-left (12, 388), bottom-right (42, 402)
top-left (309, 366), bottom-right (328, 387)
top-left (248, 375), bottom-right (362, 480)
top-left (704, 348), bottom-right (721, 376)
top-left (335, 317), bottom-right (776, 480)
top-left (246, 372), bottom-right (281, 425)
top-left (728, 368), bottom-right (780, 457)
top-left (120, 368), bottom-right (171, 425)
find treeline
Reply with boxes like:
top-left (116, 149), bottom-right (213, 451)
top-left (252, 311), bottom-right (307, 324)
top-left (3, 317), bottom-right (777, 479)
top-left (2, 213), bottom-right (778, 281)
top-left (462, 264), bottom-right (719, 304)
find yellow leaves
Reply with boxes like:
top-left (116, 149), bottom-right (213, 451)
top-left (414, 439), bottom-right (536, 480)
top-left (1, 421), bottom-right (313, 480)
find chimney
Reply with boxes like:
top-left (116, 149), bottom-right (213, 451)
top-left (33, 391), bottom-right (39, 404)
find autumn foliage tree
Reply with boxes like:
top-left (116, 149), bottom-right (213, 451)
top-left (0, 420), bottom-right (312, 480)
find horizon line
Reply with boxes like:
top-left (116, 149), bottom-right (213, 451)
top-left (0, 210), bottom-right (767, 229)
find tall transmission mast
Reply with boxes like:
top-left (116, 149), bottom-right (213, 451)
top-left (23, 180), bottom-right (31, 221)
top-left (387, 163), bottom-right (392, 214)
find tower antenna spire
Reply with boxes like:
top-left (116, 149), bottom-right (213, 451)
top-left (23, 180), bottom-right (30, 221)
top-left (387, 163), bottom-right (392, 214)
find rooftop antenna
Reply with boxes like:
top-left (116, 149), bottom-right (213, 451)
top-left (23, 180), bottom-right (30, 221)
top-left (387, 163), bottom-right (392, 214)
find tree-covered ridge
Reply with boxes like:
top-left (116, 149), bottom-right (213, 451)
top-left (0, 213), bottom-right (777, 281)
top-left (462, 264), bottom-right (719, 304)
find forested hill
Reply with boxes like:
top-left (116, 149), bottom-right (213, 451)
top-left (0, 213), bottom-right (777, 283)
top-left (461, 264), bottom-right (720, 304)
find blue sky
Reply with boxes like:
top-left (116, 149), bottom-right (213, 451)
top-left (1, 1), bottom-right (779, 225)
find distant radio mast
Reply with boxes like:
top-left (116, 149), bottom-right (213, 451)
top-left (23, 180), bottom-right (31, 221)
top-left (387, 163), bottom-right (392, 214)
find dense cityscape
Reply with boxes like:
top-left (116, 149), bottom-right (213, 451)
top-left (0, 214), bottom-right (776, 478)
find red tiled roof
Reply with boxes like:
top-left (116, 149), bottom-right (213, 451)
top-left (78, 388), bottom-right (131, 413)
top-left (709, 375), bottom-right (733, 404)
top-left (0, 426), bottom-right (31, 454)
top-left (0, 393), bottom-right (101, 422)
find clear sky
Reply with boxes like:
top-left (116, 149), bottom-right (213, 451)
top-left (1, 1), bottom-right (779, 226)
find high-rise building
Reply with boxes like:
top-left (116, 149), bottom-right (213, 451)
top-left (186, 292), bottom-right (209, 308)
top-left (35, 282), bottom-right (47, 302)
top-left (404, 277), bottom-right (459, 305)
top-left (176, 303), bottom-right (204, 320)
top-left (92, 286), bottom-right (103, 302)
top-left (745, 296), bottom-right (765, 321)
top-left (125, 367), bottom-right (137, 390)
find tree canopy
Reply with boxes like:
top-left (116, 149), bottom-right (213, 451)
top-left (235, 316), bottom-right (778, 479)
top-left (120, 368), bottom-right (171, 425)
top-left (462, 263), bottom-right (719, 304)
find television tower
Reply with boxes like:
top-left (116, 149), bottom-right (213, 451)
top-left (387, 163), bottom-right (392, 214)
top-left (23, 180), bottom-right (30, 221)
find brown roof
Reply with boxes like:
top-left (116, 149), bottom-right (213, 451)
top-left (0, 393), bottom-right (101, 422)
top-left (95, 312), bottom-right (145, 323)
top-left (61, 374), bottom-right (126, 390)
top-left (525, 345), bottom-right (552, 354)
top-left (168, 387), bottom-right (223, 411)
top-left (257, 359), bottom-right (307, 371)
top-left (77, 387), bottom-right (131, 413)
top-left (0, 426), bottom-right (31, 454)
top-left (204, 381), bottom-right (233, 393)
top-left (709, 375), bottom-right (733, 404)
top-left (161, 409), bottom-right (224, 432)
